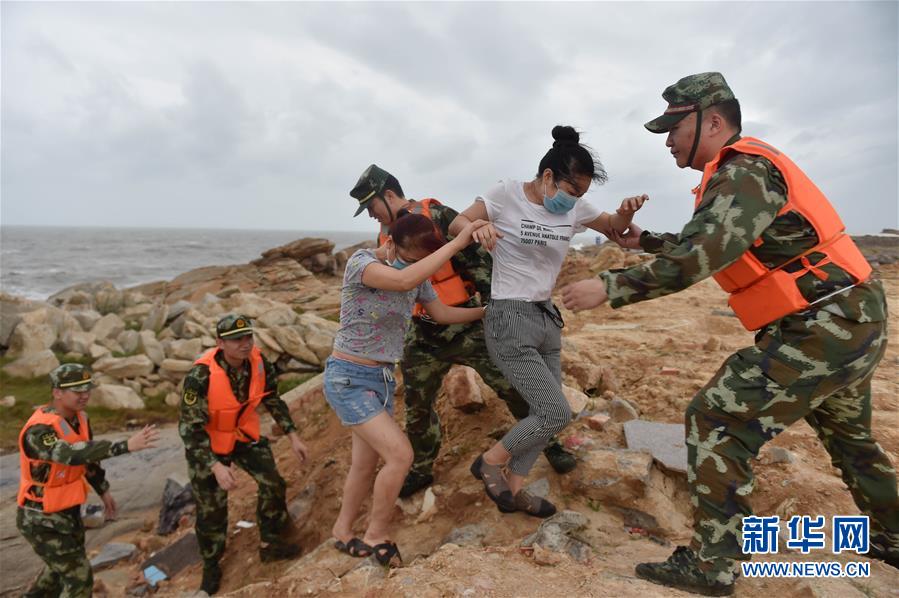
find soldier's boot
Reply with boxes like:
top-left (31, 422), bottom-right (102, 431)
top-left (864, 534), bottom-right (899, 570)
top-left (200, 562), bottom-right (222, 595)
top-left (635, 546), bottom-right (734, 597)
top-left (543, 443), bottom-right (577, 474)
top-left (399, 470), bottom-right (434, 498)
top-left (260, 540), bottom-right (301, 563)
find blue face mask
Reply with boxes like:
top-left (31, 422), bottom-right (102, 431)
top-left (388, 245), bottom-right (411, 270)
top-left (543, 180), bottom-right (578, 214)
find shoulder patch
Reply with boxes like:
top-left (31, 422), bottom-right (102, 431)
top-left (41, 433), bottom-right (58, 447)
top-left (183, 389), bottom-right (198, 406)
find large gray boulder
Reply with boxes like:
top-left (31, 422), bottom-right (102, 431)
top-left (94, 286), bottom-right (124, 315)
top-left (92, 313), bottom-right (126, 342)
top-left (256, 306), bottom-right (297, 328)
top-left (117, 330), bottom-right (141, 354)
top-left (269, 326), bottom-right (318, 365)
top-left (92, 355), bottom-right (155, 379)
top-left (142, 304), bottom-right (169, 333)
top-left (159, 359), bottom-right (194, 383)
top-left (91, 385), bottom-right (145, 410)
top-left (2, 350), bottom-right (60, 379)
top-left (167, 338), bottom-right (204, 361)
top-left (297, 313), bottom-right (338, 362)
top-left (7, 308), bottom-right (59, 357)
top-left (71, 309), bottom-right (102, 332)
top-left (59, 330), bottom-right (97, 355)
top-left (138, 331), bottom-right (165, 366)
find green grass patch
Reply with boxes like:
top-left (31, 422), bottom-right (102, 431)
top-left (0, 355), bottom-right (178, 453)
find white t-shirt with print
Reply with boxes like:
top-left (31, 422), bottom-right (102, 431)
top-left (478, 179), bottom-right (602, 301)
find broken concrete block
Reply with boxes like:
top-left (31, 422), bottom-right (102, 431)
top-left (609, 397), bottom-right (639, 422)
top-left (157, 474), bottom-right (195, 536)
top-left (141, 531), bottom-right (200, 578)
top-left (623, 420), bottom-right (687, 474)
top-left (91, 542), bottom-right (137, 570)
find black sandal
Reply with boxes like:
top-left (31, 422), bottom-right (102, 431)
top-left (334, 537), bottom-right (372, 558)
top-left (372, 541), bottom-right (403, 567)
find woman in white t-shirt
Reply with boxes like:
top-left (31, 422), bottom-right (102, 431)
top-left (449, 125), bottom-right (646, 517)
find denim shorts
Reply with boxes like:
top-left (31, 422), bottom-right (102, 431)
top-left (323, 355), bottom-right (396, 426)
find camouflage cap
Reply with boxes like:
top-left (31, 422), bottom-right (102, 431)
top-left (216, 314), bottom-right (254, 339)
top-left (644, 72), bottom-right (736, 134)
top-left (50, 363), bottom-right (94, 391)
top-left (349, 164), bottom-right (392, 217)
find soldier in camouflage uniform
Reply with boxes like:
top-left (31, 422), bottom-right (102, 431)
top-left (179, 314), bottom-right (309, 594)
top-left (350, 165), bottom-right (577, 497)
top-left (17, 364), bottom-right (158, 598)
top-left (562, 73), bottom-right (898, 596)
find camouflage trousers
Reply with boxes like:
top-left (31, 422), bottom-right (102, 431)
top-left (17, 506), bottom-right (92, 598)
top-left (686, 309), bottom-right (898, 584)
top-left (401, 318), bottom-right (564, 476)
top-left (188, 438), bottom-right (289, 566)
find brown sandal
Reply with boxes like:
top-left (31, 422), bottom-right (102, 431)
top-left (513, 490), bottom-right (557, 518)
top-left (470, 454), bottom-right (515, 512)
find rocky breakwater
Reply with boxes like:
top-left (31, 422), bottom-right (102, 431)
top-left (0, 237), bottom-right (369, 409)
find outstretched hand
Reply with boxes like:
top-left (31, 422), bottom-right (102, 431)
top-left (560, 278), bottom-right (609, 312)
top-left (127, 425), bottom-right (159, 452)
top-left (616, 194), bottom-right (648, 216)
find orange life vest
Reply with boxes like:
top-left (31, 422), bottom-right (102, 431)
top-left (694, 137), bottom-right (871, 331)
top-left (195, 347), bottom-right (267, 455)
top-left (378, 198), bottom-right (474, 317)
top-left (18, 408), bottom-right (90, 513)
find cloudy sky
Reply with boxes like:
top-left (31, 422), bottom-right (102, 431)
top-left (2, 1), bottom-right (896, 235)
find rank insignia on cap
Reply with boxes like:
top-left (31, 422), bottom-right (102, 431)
top-left (42, 433), bottom-right (57, 446)
top-left (236, 319), bottom-right (246, 328)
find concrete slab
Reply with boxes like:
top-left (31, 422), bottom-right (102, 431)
top-left (623, 420), bottom-right (687, 474)
top-left (91, 542), bottom-right (137, 570)
top-left (141, 531), bottom-right (200, 578)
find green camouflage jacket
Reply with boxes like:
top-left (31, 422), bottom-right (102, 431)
top-left (178, 349), bottom-right (296, 469)
top-left (20, 405), bottom-right (128, 509)
top-left (601, 135), bottom-right (886, 323)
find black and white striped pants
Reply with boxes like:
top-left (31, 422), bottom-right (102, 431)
top-left (484, 299), bottom-right (572, 476)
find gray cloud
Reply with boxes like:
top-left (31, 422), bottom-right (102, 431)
top-left (2, 1), bottom-right (896, 233)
